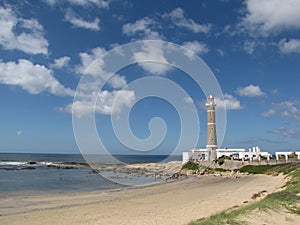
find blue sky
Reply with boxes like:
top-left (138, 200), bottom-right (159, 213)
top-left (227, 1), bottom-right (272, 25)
top-left (0, 0), bottom-right (300, 155)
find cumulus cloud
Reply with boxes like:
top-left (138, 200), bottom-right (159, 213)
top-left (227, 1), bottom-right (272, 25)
top-left (215, 94), bottom-right (243, 110)
top-left (0, 6), bottom-right (48, 54)
top-left (278, 39), bottom-right (300, 54)
top-left (244, 40), bottom-right (255, 54)
top-left (270, 127), bottom-right (300, 139)
top-left (50, 56), bottom-right (71, 69)
top-left (184, 96), bottom-right (194, 104)
top-left (133, 41), bottom-right (172, 75)
top-left (65, 90), bottom-right (135, 117)
top-left (76, 47), bottom-right (106, 76)
top-left (217, 49), bottom-right (225, 56)
top-left (261, 101), bottom-right (300, 120)
top-left (0, 59), bottom-right (74, 96)
top-left (278, 101), bottom-right (300, 120)
top-left (122, 17), bottom-right (162, 39)
top-left (122, 8), bottom-right (210, 40)
top-left (64, 47), bottom-right (134, 117)
top-left (44, 0), bottom-right (109, 8)
top-left (108, 75), bottom-right (127, 89)
top-left (16, 130), bottom-right (23, 135)
top-left (123, 17), bottom-right (153, 36)
top-left (182, 41), bottom-right (209, 59)
top-left (163, 8), bottom-right (210, 33)
top-left (261, 109), bottom-right (276, 117)
top-left (75, 47), bottom-right (127, 88)
top-left (65, 9), bottom-right (100, 31)
top-left (236, 85), bottom-right (265, 97)
top-left (241, 0), bottom-right (300, 36)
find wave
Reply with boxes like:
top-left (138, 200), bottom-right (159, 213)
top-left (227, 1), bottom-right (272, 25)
top-left (0, 161), bottom-right (28, 166)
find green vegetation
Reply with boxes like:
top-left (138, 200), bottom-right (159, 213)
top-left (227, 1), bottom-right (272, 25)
top-left (181, 161), bottom-right (230, 173)
top-left (189, 162), bottom-right (300, 225)
top-left (204, 167), bottom-right (230, 173)
top-left (237, 163), bottom-right (299, 175)
top-left (182, 161), bottom-right (199, 170)
top-left (214, 167), bottom-right (230, 172)
top-left (215, 155), bottom-right (231, 165)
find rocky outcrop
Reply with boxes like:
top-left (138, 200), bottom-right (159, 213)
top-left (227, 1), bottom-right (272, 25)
top-left (0, 166), bottom-right (36, 170)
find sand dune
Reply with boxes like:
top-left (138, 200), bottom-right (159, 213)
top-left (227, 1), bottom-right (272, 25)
top-left (0, 173), bottom-right (286, 225)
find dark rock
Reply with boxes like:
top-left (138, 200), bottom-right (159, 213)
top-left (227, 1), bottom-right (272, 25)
top-left (0, 166), bottom-right (36, 170)
top-left (22, 166), bottom-right (36, 170)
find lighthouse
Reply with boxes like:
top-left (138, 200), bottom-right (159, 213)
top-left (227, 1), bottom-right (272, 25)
top-left (206, 95), bottom-right (217, 161)
top-left (182, 94), bottom-right (273, 164)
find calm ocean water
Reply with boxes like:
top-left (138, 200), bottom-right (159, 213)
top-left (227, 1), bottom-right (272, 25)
top-left (0, 153), bottom-right (181, 195)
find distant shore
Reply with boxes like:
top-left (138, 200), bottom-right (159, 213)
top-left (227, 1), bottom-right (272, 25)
top-left (0, 161), bottom-right (288, 225)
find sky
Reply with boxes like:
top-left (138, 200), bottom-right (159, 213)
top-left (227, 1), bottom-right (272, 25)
top-left (0, 0), bottom-right (300, 155)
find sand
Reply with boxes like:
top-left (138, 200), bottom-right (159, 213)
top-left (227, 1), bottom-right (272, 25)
top-left (239, 208), bottom-right (300, 225)
top-left (0, 173), bottom-right (287, 225)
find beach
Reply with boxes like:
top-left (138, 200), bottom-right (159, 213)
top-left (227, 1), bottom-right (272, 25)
top-left (0, 171), bottom-right (287, 225)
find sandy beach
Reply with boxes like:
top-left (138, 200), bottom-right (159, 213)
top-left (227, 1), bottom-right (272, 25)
top-left (0, 172), bottom-right (287, 225)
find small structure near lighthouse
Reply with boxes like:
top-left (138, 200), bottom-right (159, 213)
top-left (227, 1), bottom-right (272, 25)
top-left (206, 95), bottom-right (217, 161)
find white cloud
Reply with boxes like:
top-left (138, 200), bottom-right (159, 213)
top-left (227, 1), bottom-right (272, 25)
top-left (182, 41), bottom-right (209, 59)
top-left (123, 17), bottom-right (153, 36)
top-left (261, 101), bottom-right (300, 120)
top-left (76, 47), bottom-right (128, 88)
top-left (50, 56), bottom-right (71, 69)
top-left (44, 0), bottom-right (109, 8)
top-left (65, 90), bottom-right (135, 117)
top-left (278, 101), bottom-right (300, 120)
top-left (76, 47), bottom-right (106, 76)
top-left (0, 59), bottom-right (74, 96)
top-left (271, 127), bottom-right (300, 139)
top-left (261, 109), bottom-right (276, 117)
top-left (67, 0), bottom-right (109, 8)
top-left (16, 130), bottom-right (23, 135)
top-left (217, 49), bottom-right (225, 56)
top-left (0, 6), bottom-right (48, 54)
top-left (244, 40), bottom-right (255, 54)
top-left (65, 9), bottom-right (100, 31)
top-left (108, 75), bottom-right (127, 89)
top-left (215, 94), bottom-right (243, 110)
top-left (123, 8), bottom-right (211, 40)
top-left (122, 17), bottom-right (162, 39)
top-left (65, 47), bottom-right (133, 117)
top-left (271, 89), bottom-right (279, 95)
top-left (184, 96), bottom-right (194, 104)
top-left (236, 85), bottom-right (265, 97)
top-left (222, 24), bottom-right (236, 36)
top-left (278, 39), bottom-right (300, 54)
top-left (241, 0), bottom-right (300, 35)
top-left (133, 41), bottom-right (172, 75)
top-left (163, 8), bottom-right (210, 33)
top-left (43, 0), bottom-right (57, 6)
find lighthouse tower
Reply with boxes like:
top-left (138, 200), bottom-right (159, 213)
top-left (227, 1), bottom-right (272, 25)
top-left (206, 95), bottom-right (217, 161)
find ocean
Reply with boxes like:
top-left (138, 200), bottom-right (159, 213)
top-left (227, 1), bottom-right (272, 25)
top-left (0, 153), bottom-right (181, 195)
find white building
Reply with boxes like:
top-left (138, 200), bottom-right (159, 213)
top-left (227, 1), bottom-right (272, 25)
top-left (182, 146), bottom-right (272, 164)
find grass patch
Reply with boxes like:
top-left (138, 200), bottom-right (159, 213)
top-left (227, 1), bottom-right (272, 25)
top-left (214, 167), bottom-right (230, 172)
top-left (215, 156), bottom-right (231, 165)
top-left (182, 161), bottom-right (199, 170)
top-left (236, 163), bottom-right (298, 175)
top-left (182, 162), bottom-right (231, 173)
top-left (189, 162), bottom-right (300, 225)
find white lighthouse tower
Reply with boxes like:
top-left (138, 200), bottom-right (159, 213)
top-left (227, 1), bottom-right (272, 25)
top-left (206, 95), bottom-right (217, 161)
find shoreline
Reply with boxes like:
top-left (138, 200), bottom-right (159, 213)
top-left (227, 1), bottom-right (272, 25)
top-left (0, 171), bottom-right (287, 225)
